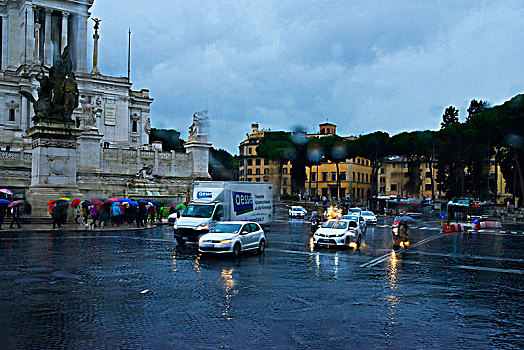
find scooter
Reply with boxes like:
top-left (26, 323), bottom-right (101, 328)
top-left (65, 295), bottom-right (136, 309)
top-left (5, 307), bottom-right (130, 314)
top-left (391, 222), bottom-right (410, 248)
top-left (311, 217), bottom-right (320, 233)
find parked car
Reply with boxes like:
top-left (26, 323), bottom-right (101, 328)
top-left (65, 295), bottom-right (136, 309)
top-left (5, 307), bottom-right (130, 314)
top-left (347, 208), bottom-right (362, 215)
top-left (312, 219), bottom-right (362, 248)
top-left (361, 211), bottom-right (377, 224)
top-left (342, 214), bottom-right (367, 234)
top-left (198, 221), bottom-right (266, 256)
top-left (289, 206), bottom-right (307, 218)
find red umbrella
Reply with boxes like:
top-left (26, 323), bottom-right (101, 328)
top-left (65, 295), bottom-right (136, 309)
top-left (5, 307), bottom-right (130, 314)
top-left (90, 200), bottom-right (104, 206)
top-left (46, 200), bottom-right (57, 206)
top-left (8, 200), bottom-right (24, 208)
top-left (183, 201), bottom-right (190, 206)
top-left (107, 198), bottom-right (121, 202)
top-left (71, 199), bottom-right (81, 208)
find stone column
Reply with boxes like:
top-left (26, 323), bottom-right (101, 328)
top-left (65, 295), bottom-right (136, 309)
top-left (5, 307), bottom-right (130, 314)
top-left (44, 10), bottom-right (52, 65)
top-left (61, 12), bottom-right (69, 52)
top-left (33, 21), bottom-right (41, 63)
top-left (91, 18), bottom-right (100, 74)
top-left (76, 15), bottom-right (88, 72)
top-left (1, 15), bottom-right (7, 70)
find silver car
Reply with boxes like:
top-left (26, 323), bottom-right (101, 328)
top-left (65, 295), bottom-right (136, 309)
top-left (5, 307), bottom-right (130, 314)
top-left (198, 221), bottom-right (266, 256)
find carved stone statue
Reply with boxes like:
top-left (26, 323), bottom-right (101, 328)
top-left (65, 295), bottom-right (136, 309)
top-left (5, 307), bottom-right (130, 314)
top-left (19, 46), bottom-right (79, 123)
top-left (144, 117), bottom-right (151, 135)
top-left (80, 96), bottom-right (103, 130)
top-left (135, 164), bottom-right (154, 180)
top-left (188, 110), bottom-right (209, 142)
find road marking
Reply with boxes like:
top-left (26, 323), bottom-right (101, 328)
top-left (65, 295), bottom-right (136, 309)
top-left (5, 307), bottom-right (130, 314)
top-left (407, 251), bottom-right (524, 263)
top-left (359, 232), bottom-right (446, 268)
top-left (456, 265), bottom-right (524, 275)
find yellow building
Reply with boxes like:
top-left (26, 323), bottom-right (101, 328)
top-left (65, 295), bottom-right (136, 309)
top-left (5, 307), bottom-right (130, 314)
top-left (490, 155), bottom-right (513, 204)
top-left (238, 124), bottom-right (292, 194)
top-left (238, 122), bottom-right (373, 199)
top-left (377, 157), bottom-right (441, 199)
top-left (305, 157), bottom-right (373, 201)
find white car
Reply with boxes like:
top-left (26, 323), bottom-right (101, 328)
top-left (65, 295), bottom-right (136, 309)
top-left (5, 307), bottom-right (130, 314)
top-left (361, 211), bottom-right (377, 224)
top-left (289, 206), bottom-right (307, 218)
top-left (167, 212), bottom-right (179, 224)
top-left (198, 221), bottom-right (266, 256)
top-left (313, 219), bottom-right (362, 248)
top-left (342, 214), bottom-right (367, 234)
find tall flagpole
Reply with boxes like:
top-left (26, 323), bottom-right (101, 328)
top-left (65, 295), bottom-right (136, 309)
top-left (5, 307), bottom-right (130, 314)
top-left (127, 29), bottom-right (131, 81)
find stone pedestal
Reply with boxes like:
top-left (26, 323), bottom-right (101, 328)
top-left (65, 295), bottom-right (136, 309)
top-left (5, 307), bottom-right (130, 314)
top-left (26, 121), bottom-right (83, 217)
top-left (184, 140), bottom-right (212, 179)
top-left (77, 128), bottom-right (103, 172)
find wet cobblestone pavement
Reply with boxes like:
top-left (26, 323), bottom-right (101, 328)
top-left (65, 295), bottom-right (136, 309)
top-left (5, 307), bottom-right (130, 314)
top-left (0, 215), bottom-right (523, 349)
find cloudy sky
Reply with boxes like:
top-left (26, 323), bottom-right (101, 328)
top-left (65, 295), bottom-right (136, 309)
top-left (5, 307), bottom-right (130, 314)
top-left (90, 0), bottom-right (524, 154)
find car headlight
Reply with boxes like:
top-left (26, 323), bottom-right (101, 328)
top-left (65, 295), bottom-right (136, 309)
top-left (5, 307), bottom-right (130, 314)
top-left (348, 231), bottom-right (355, 236)
top-left (219, 239), bottom-right (233, 244)
top-left (335, 232), bottom-right (345, 237)
top-left (392, 227), bottom-right (398, 233)
top-left (196, 223), bottom-right (209, 230)
top-left (199, 237), bottom-right (206, 243)
top-left (173, 224), bottom-right (178, 229)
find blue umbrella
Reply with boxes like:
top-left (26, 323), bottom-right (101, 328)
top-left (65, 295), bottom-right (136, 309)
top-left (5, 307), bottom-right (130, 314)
top-left (129, 201), bottom-right (139, 206)
top-left (138, 198), bottom-right (149, 203)
top-left (0, 199), bottom-right (11, 204)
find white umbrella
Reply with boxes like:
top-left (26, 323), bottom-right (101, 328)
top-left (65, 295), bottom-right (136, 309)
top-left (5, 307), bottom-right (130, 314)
top-left (0, 189), bottom-right (13, 195)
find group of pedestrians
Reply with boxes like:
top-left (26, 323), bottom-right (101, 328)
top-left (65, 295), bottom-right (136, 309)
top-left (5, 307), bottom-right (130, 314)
top-left (78, 199), bottom-right (164, 229)
top-left (0, 190), bottom-right (31, 230)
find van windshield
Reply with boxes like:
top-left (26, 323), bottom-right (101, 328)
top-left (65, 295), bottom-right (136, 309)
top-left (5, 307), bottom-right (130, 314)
top-left (182, 204), bottom-right (215, 218)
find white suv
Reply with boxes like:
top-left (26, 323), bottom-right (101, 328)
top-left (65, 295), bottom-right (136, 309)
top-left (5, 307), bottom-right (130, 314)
top-left (289, 206), bottom-right (307, 218)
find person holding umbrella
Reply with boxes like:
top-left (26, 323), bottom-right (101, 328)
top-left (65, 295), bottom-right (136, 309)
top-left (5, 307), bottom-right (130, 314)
top-left (8, 200), bottom-right (24, 229)
top-left (89, 204), bottom-right (99, 229)
top-left (0, 198), bottom-right (10, 230)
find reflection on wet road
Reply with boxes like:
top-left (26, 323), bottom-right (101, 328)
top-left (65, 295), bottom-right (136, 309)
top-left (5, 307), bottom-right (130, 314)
top-left (0, 217), bottom-right (522, 348)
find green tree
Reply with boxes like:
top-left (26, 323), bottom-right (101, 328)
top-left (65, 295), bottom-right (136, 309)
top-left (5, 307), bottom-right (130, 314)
top-left (466, 99), bottom-right (488, 123)
top-left (355, 131), bottom-right (390, 197)
top-left (440, 106), bottom-right (459, 129)
top-left (149, 128), bottom-right (185, 152)
top-left (209, 148), bottom-right (238, 181)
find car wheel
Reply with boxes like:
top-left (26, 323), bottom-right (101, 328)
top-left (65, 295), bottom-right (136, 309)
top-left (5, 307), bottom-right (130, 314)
top-left (258, 239), bottom-right (266, 254)
top-left (175, 237), bottom-right (185, 245)
top-left (233, 243), bottom-right (241, 257)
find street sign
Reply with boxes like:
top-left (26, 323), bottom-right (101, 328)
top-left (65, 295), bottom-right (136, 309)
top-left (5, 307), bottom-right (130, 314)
top-left (439, 213), bottom-right (446, 220)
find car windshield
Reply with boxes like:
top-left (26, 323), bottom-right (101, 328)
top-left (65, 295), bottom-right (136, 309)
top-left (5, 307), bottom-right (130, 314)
top-left (362, 211), bottom-right (374, 216)
top-left (210, 223), bottom-right (242, 233)
top-left (342, 215), bottom-right (359, 222)
top-left (292, 207), bottom-right (303, 211)
top-left (182, 204), bottom-right (215, 218)
top-left (321, 220), bottom-right (348, 229)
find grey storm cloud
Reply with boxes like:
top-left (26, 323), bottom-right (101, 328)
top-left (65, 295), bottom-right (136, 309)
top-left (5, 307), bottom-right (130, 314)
top-left (90, 0), bottom-right (524, 153)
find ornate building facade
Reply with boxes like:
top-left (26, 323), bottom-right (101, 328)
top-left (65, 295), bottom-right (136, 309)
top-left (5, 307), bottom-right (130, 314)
top-left (0, 0), bottom-right (210, 202)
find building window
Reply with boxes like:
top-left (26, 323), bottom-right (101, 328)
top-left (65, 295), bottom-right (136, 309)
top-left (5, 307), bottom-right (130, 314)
top-left (132, 120), bottom-right (138, 133)
top-left (357, 173), bottom-right (361, 182)
top-left (380, 168), bottom-right (385, 174)
top-left (256, 168), bottom-right (260, 175)
top-left (425, 184), bottom-right (432, 191)
top-left (322, 172), bottom-right (328, 181)
top-left (264, 159), bottom-right (269, 165)
top-left (311, 172), bottom-right (316, 181)
top-left (282, 188), bottom-right (288, 195)
top-left (9, 109), bottom-right (15, 122)
top-left (247, 169), bottom-right (252, 175)
top-left (248, 147), bottom-right (252, 155)
top-left (404, 173), bottom-right (409, 178)
top-left (366, 174), bottom-right (369, 183)
top-left (352, 172), bottom-right (355, 182)
top-left (392, 164), bottom-right (396, 168)
top-left (282, 178), bottom-right (287, 185)
top-left (426, 171), bottom-right (432, 178)
top-left (339, 172), bottom-right (346, 181)
top-left (404, 163), bottom-right (408, 168)
top-left (391, 184), bottom-right (397, 191)
top-left (426, 162), bottom-right (430, 168)
top-left (331, 172), bottom-right (336, 181)
top-left (256, 178), bottom-right (260, 182)
top-left (380, 177), bottom-right (385, 183)
top-left (264, 168), bottom-right (269, 175)
top-left (283, 168), bottom-right (288, 174)
top-left (380, 186), bottom-right (385, 193)
top-left (247, 159), bottom-right (252, 166)
top-left (255, 159), bottom-right (261, 166)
